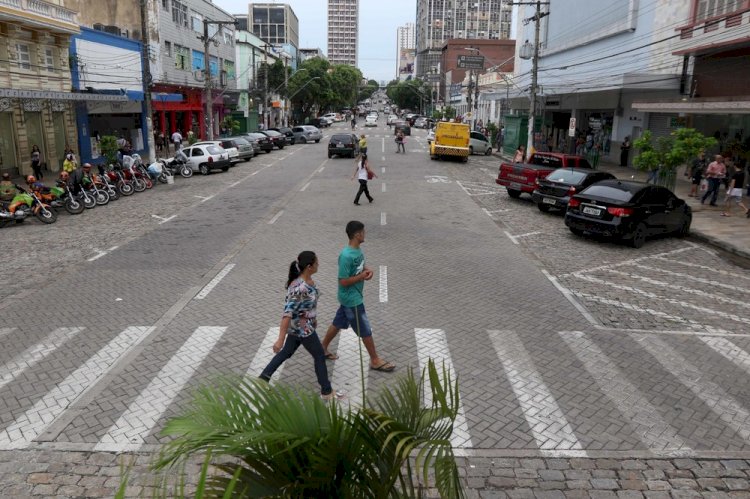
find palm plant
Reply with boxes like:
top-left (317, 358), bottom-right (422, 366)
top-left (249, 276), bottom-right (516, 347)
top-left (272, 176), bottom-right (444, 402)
top-left (129, 359), bottom-right (464, 498)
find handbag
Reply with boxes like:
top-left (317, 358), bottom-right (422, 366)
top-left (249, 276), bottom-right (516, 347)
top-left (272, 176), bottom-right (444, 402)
top-left (367, 169), bottom-right (374, 180)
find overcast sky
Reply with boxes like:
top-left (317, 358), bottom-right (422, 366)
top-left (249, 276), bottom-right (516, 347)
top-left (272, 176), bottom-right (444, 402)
top-left (213, 0), bottom-right (417, 83)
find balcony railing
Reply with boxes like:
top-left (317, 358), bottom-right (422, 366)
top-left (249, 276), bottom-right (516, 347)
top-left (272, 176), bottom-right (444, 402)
top-left (0, 0), bottom-right (78, 29)
top-left (674, 8), bottom-right (750, 54)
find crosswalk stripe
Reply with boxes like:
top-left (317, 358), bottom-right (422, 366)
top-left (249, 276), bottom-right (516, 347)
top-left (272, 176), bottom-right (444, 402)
top-left (488, 329), bottom-right (585, 452)
top-left (654, 257), bottom-right (750, 282)
top-left (636, 334), bottom-right (750, 444)
top-left (699, 336), bottom-right (750, 375)
top-left (0, 327), bottom-right (83, 391)
top-left (245, 327), bottom-right (283, 382)
top-left (0, 326), bottom-right (154, 450)
top-left (414, 328), bottom-right (473, 449)
top-left (330, 328), bottom-right (367, 407)
top-left (558, 331), bottom-right (689, 452)
top-left (94, 326), bottom-right (226, 452)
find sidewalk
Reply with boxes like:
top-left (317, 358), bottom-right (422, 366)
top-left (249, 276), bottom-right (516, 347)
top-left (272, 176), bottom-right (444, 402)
top-left (493, 151), bottom-right (750, 263)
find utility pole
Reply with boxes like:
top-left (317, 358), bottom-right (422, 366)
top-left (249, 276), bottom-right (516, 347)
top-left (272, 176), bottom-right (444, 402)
top-left (264, 44), bottom-right (269, 128)
top-left (139, 0), bottom-right (155, 159)
top-left (466, 69), bottom-right (473, 126)
top-left (283, 53), bottom-right (288, 126)
top-left (202, 18), bottom-right (239, 140)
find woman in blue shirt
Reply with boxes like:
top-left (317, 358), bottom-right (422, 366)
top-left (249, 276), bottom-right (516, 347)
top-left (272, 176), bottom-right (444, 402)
top-left (259, 251), bottom-right (339, 400)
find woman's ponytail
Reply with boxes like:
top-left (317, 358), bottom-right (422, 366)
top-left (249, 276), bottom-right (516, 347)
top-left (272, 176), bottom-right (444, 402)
top-left (286, 250), bottom-right (317, 288)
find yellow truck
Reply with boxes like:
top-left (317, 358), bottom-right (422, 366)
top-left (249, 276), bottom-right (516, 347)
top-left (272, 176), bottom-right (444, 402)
top-left (429, 122), bottom-right (470, 162)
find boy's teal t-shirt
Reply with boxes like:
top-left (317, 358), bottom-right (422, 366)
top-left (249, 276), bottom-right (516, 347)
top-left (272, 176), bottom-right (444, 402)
top-left (337, 246), bottom-right (365, 307)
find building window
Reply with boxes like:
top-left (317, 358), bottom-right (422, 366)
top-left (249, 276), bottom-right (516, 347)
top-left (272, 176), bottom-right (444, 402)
top-left (162, 0), bottom-right (169, 11)
top-left (165, 41), bottom-right (172, 56)
top-left (15, 43), bottom-right (31, 70)
top-left (191, 12), bottom-right (202, 33)
top-left (172, 0), bottom-right (188, 27)
top-left (695, 0), bottom-right (744, 21)
top-left (174, 45), bottom-right (189, 70)
top-left (44, 47), bottom-right (55, 71)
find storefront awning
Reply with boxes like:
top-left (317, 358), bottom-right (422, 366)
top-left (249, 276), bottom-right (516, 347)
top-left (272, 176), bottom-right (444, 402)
top-left (151, 92), bottom-right (184, 103)
top-left (632, 98), bottom-right (750, 114)
top-left (0, 88), bottom-right (128, 102)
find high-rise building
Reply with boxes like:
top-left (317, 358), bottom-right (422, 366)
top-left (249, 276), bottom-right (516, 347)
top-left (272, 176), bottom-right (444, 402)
top-left (249, 3), bottom-right (299, 51)
top-left (396, 23), bottom-right (416, 78)
top-left (415, 0), bottom-right (512, 76)
top-left (327, 0), bottom-right (358, 66)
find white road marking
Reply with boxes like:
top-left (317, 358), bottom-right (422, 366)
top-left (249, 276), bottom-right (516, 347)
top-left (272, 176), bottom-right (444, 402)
top-left (300, 181), bottom-right (311, 192)
top-left (379, 266), bottom-right (388, 303)
top-left (107, 246), bottom-right (119, 252)
top-left (653, 257), bottom-right (750, 281)
top-left (381, 212), bottom-right (386, 225)
top-left (330, 328), bottom-right (367, 408)
top-left (504, 231), bottom-right (519, 245)
top-left (541, 270), bottom-right (601, 327)
top-left (230, 180), bottom-right (241, 187)
top-left (246, 327), bottom-right (283, 381)
top-left (456, 181), bottom-right (500, 196)
top-left (381, 155), bottom-right (385, 162)
top-left (603, 269), bottom-right (750, 310)
top-left (0, 328), bottom-right (83, 391)
top-left (573, 291), bottom-right (735, 335)
top-left (194, 263), bottom-right (236, 300)
top-left (381, 167), bottom-right (385, 174)
top-left (636, 334), bottom-right (750, 444)
top-left (632, 264), bottom-right (750, 295)
top-left (193, 194), bottom-right (214, 202)
top-left (87, 250), bottom-right (107, 262)
top-left (414, 328), bottom-right (473, 450)
top-left (558, 331), bottom-right (689, 452)
top-left (514, 231), bottom-right (541, 239)
top-left (488, 329), bottom-right (585, 452)
top-left (151, 214), bottom-right (176, 224)
top-left (381, 137), bottom-right (385, 152)
top-left (268, 210), bottom-right (284, 224)
top-left (0, 326), bottom-right (154, 450)
top-left (95, 326), bottom-right (226, 452)
top-left (557, 246), bottom-right (695, 278)
top-left (699, 336), bottom-right (750, 375)
top-left (381, 183), bottom-right (386, 193)
top-left (318, 166), bottom-right (325, 173)
top-left (483, 208), bottom-right (510, 217)
top-left (251, 171), bottom-right (259, 176)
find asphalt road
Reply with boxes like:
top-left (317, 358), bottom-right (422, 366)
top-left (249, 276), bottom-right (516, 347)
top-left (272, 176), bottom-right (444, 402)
top-left (2, 116), bottom-right (750, 496)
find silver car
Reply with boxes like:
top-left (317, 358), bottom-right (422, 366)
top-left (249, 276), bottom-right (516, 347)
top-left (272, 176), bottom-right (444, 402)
top-left (292, 125), bottom-right (322, 144)
top-left (469, 131), bottom-right (493, 155)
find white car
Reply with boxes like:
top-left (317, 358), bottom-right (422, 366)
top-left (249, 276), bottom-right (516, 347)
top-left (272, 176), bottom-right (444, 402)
top-left (469, 131), bottom-right (493, 155)
top-left (320, 116), bottom-right (334, 127)
top-left (427, 129), bottom-right (435, 144)
top-left (179, 144), bottom-right (231, 175)
top-left (365, 115), bottom-right (378, 127)
top-left (193, 140), bottom-right (239, 163)
top-left (292, 125), bottom-right (322, 143)
top-left (387, 114), bottom-right (398, 125)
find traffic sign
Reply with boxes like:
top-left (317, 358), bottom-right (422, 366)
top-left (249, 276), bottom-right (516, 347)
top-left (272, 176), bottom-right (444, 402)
top-left (568, 117), bottom-right (576, 137)
top-left (457, 54), bottom-right (485, 70)
top-left (424, 74), bottom-right (442, 82)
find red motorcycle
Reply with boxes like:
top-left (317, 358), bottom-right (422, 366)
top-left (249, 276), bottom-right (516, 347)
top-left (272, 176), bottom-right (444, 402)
top-left (106, 166), bottom-right (135, 196)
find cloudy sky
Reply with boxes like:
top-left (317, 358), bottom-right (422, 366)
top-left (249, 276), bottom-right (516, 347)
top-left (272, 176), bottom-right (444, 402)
top-left (214, 0), bottom-right (417, 83)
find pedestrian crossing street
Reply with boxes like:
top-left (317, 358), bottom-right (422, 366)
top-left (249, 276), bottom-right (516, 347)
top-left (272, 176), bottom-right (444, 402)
top-left (0, 323), bottom-right (749, 455)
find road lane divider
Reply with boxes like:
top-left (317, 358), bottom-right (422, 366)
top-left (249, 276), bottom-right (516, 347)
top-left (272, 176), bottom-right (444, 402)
top-left (382, 183), bottom-right (386, 193)
top-left (268, 210), bottom-right (284, 224)
top-left (194, 263), bottom-right (236, 300)
top-left (300, 181), bottom-right (311, 192)
top-left (381, 212), bottom-right (386, 225)
top-left (151, 214), bottom-right (176, 224)
top-left (379, 266), bottom-right (387, 303)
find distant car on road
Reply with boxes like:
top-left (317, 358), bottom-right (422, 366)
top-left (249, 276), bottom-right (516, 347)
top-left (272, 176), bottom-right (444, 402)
top-left (565, 180), bottom-right (692, 248)
top-left (393, 121), bottom-right (411, 136)
top-left (365, 115), bottom-right (378, 127)
top-left (306, 118), bottom-right (331, 128)
top-left (270, 127), bottom-right (296, 145)
top-left (292, 125), bottom-right (322, 143)
top-left (469, 131), bottom-right (492, 155)
top-left (328, 133), bottom-right (360, 158)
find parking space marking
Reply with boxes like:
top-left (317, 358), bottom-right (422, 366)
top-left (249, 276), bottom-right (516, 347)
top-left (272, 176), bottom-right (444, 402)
top-left (245, 327), bottom-right (283, 381)
top-left (268, 210), bottom-right (284, 225)
top-left (381, 155), bottom-right (385, 162)
top-left (95, 326), bottom-right (226, 452)
top-left (193, 194), bottom-right (214, 202)
top-left (557, 246), bottom-right (695, 278)
top-left (194, 263), bottom-right (235, 300)
top-left (632, 264), bottom-right (750, 295)
top-left (300, 181), bottom-right (311, 192)
top-left (558, 331), bottom-right (689, 452)
top-left (542, 270), bottom-right (601, 327)
top-left (318, 166), bottom-right (325, 173)
top-left (0, 326), bottom-right (154, 450)
top-left (151, 214), bottom-right (176, 224)
top-left (653, 257), bottom-right (750, 282)
top-left (381, 212), bottom-right (386, 225)
top-left (415, 328), bottom-right (473, 450)
top-left (636, 334), bottom-right (750, 445)
top-left (0, 327), bottom-right (83, 391)
top-left (379, 266), bottom-right (388, 303)
top-left (330, 328), bottom-right (367, 408)
top-left (699, 336), bottom-right (750, 375)
top-left (505, 231), bottom-right (519, 245)
top-left (489, 329), bottom-right (585, 452)
top-left (483, 208), bottom-right (510, 217)
top-left (87, 250), bottom-right (107, 262)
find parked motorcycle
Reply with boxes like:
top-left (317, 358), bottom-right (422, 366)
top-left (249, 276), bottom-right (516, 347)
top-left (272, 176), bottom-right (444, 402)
top-left (107, 166), bottom-right (135, 196)
top-left (160, 150), bottom-right (191, 178)
top-left (0, 189), bottom-right (57, 226)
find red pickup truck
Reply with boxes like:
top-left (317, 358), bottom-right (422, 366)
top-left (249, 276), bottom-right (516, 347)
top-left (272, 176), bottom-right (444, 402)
top-left (496, 152), bottom-right (593, 198)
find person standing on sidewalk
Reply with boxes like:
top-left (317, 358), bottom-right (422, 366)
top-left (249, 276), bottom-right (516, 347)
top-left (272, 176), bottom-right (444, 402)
top-left (352, 153), bottom-right (375, 205)
top-left (259, 251), bottom-right (342, 401)
top-left (30, 145), bottom-right (43, 180)
top-left (689, 151), bottom-right (707, 197)
top-left (721, 166), bottom-right (748, 217)
top-left (171, 130), bottom-right (183, 152)
top-left (619, 136), bottom-right (631, 167)
top-left (701, 155), bottom-right (726, 206)
top-left (321, 221), bottom-right (395, 373)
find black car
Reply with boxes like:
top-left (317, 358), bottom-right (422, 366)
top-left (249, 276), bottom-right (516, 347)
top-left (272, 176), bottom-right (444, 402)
top-left (565, 180), bottom-right (692, 248)
top-left (393, 121), bottom-right (411, 136)
top-left (532, 168), bottom-right (616, 212)
top-left (244, 132), bottom-right (274, 153)
top-left (328, 133), bottom-right (360, 158)
top-left (258, 130), bottom-right (287, 149)
top-left (306, 118), bottom-right (331, 128)
top-left (270, 127), bottom-right (296, 145)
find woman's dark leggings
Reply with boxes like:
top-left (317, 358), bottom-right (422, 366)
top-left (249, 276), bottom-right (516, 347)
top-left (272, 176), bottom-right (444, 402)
top-left (259, 332), bottom-right (332, 395)
top-left (354, 180), bottom-right (372, 203)
top-left (32, 162), bottom-right (42, 179)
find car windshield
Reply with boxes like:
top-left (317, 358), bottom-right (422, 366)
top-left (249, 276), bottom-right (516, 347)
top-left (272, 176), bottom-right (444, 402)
top-left (582, 184), bottom-right (635, 202)
top-left (264, 130), bottom-right (281, 136)
top-left (206, 145), bottom-right (223, 155)
top-left (232, 138), bottom-right (249, 145)
top-left (546, 169), bottom-right (588, 184)
top-left (530, 154), bottom-right (564, 168)
top-left (331, 135), bottom-right (352, 143)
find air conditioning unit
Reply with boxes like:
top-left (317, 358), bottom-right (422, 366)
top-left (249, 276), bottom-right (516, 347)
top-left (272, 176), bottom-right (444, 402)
top-left (104, 25), bottom-right (121, 37)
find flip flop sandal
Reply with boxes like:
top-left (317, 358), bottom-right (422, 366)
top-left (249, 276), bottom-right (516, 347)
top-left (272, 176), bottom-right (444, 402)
top-left (370, 361), bottom-right (396, 372)
top-left (324, 352), bottom-right (339, 360)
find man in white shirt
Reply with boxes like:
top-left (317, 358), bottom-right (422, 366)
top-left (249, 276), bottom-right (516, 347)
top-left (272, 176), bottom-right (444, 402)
top-left (171, 131), bottom-right (183, 152)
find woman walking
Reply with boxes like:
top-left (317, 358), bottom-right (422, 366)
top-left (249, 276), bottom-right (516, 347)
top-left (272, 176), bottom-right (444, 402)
top-left (30, 145), bottom-right (43, 180)
top-left (513, 145), bottom-right (525, 163)
top-left (259, 251), bottom-right (341, 401)
top-left (352, 153), bottom-right (375, 205)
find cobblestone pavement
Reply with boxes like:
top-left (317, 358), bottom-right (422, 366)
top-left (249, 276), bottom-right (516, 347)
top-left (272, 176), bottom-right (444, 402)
top-left (0, 123), bottom-right (749, 497)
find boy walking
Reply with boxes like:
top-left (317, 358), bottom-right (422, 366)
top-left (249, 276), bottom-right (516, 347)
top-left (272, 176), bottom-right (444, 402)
top-left (321, 221), bottom-right (395, 372)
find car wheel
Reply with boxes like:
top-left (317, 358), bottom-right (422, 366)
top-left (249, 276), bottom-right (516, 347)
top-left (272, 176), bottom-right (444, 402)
top-left (629, 223), bottom-right (647, 248)
top-left (315, 139), bottom-right (320, 143)
top-left (328, 152), bottom-right (332, 158)
top-left (469, 146), bottom-right (474, 155)
top-left (290, 139), bottom-right (295, 145)
top-left (222, 165), bottom-right (229, 172)
top-left (485, 147), bottom-right (492, 155)
top-left (507, 188), bottom-right (521, 199)
top-left (569, 227), bottom-right (584, 237)
top-left (676, 217), bottom-right (691, 238)
top-left (299, 137), bottom-right (307, 144)
top-left (537, 203), bottom-right (551, 213)
top-left (199, 163), bottom-right (210, 175)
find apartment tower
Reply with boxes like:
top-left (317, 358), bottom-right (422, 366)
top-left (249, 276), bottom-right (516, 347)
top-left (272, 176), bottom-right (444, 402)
top-left (396, 22), bottom-right (416, 78)
top-left (327, 0), bottom-right (358, 66)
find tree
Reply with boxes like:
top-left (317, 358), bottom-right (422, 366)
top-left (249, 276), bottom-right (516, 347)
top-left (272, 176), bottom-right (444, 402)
top-left (288, 57), bottom-right (331, 120)
top-left (327, 64), bottom-right (363, 109)
top-left (125, 360), bottom-right (465, 498)
top-left (386, 80), bottom-right (428, 112)
top-left (633, 128), bottom-right (716, 190)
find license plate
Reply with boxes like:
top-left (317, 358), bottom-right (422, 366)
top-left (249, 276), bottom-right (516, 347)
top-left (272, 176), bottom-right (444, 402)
top-left (337, 143), bottom-right (343, 147)
top-left (509, 182), bottom-right (522, 190)
top-left (582, 206), bottom-right (602, 216)
top-left (543, 197), bottom-right (557, 205)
